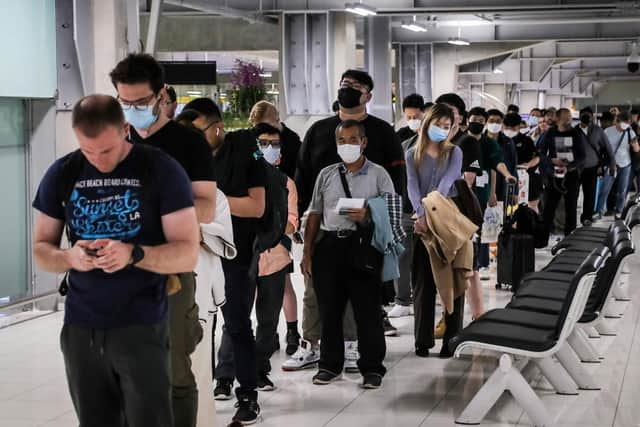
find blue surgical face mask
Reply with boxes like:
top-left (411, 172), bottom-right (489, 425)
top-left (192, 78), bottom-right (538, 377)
top-left (124, 105), bottom-right (158, 130)
top-left (260, 145), bottom-right (281, 165)
top-left (528, 116), bottom-right (539, 127)
top-left (428, 124), bottom-right (450, 142)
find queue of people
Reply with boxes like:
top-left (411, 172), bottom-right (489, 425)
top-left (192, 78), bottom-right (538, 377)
top-left (30, 52), bottom-right (640, 427)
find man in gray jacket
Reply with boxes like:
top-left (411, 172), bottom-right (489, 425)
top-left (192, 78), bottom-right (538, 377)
top-left (576, 107), bottom-right (615, 225)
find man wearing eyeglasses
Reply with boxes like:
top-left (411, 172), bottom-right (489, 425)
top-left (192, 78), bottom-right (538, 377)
top-left (110, 54), bottom-right (217, 427)
top-left (181, 97), bottom-right (266, 424)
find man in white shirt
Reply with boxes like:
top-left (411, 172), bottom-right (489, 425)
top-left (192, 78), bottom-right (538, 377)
top-left (597, 111), bottom-right (640, 219)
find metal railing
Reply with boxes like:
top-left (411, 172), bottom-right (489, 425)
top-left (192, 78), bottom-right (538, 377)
top-left (0, 290), bottom-right (59, 313)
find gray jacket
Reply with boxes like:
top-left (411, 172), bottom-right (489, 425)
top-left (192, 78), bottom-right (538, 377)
top-left (577, 123), bottom-right (615, 169)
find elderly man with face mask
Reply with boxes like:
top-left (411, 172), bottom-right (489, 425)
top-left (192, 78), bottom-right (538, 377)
top-left (301, 120), bottom-right (395, 389)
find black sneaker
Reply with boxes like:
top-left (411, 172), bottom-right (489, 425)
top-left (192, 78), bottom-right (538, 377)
top-left (312, 369), bottom-right (341, 385)
top-left (361, 373), bottom-right (383, 389)
top-left (213, 378), bottom-right (233, 401)
top-left (232, 397), bottom-right (261, 425)
top-left (382, 314), bottom-right (398, 337)
top-left (257, 372), bottom-right (275, 391)
top-left (285, 329), bottom-right (300, 356)
top-left (415, 347), bottom-right (430, 358)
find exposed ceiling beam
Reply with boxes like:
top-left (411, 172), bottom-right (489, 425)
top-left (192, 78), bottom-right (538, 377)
top-left (163, 0), bottom-right (276, 23)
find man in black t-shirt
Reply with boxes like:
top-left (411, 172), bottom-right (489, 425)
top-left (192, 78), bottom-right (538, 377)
top-left (32, 95), bottom-right (200, 427)
top-left (435, 93), bottom-right (482, 179)
top-left (503, 113), bottom-right (542, 211)
top-left (396, 93), bottom-right (425, 143)
top-left (179, 97), bottom-right (265, 423)
top-left (539, 108), bottom-right (587, 235)
top-left (110, 54), bottom-right (217, 427)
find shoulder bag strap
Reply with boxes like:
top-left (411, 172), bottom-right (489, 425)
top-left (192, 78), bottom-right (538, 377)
top-left (338, 166), bottom-right (352, 198)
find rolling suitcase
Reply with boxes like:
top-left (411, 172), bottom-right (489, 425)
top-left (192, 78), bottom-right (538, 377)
top-left (496, 183), bottom-right (535, 292)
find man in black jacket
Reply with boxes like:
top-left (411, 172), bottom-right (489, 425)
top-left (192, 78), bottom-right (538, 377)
top-left (576, 107), bottom-right (615, 225)
top-left (538, 108), bottom-right (587, 235)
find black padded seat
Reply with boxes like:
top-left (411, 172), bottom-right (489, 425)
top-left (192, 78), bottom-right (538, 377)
top-left (507, 297), bottom-right (564, 314)
top-left (476, 309), bottom-right (558, 331)
top-left (449, 320), bottom-right (558, 353)
top-left (516, 285), bottom-right (569, 301)
top-left (629, 210), bottom-right (640, 228)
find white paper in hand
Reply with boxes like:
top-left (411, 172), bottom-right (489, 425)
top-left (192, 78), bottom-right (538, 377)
top-left (336, 198), bottom-right (366, 215)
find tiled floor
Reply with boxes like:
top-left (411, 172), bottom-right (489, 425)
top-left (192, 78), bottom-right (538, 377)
top-left (1, 236), bottom-right (639, 426)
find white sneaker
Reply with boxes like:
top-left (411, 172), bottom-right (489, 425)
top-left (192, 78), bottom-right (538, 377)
top-left (388, 304), bottom-right (413, 318)
top-left (344, 341), bottom-right (359, 373)
top-left (479, 267), bottom-right (491, 281)
top-left (282, 340), bottom-right (320, 371)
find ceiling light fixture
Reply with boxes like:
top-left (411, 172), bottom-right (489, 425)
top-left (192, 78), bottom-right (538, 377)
top-left (493, 68), bottom-right (504, 74)
top-left (259, 72), bottom-right (273, 78)
top-left (402, 15), bottom-right (428, 32)
top-left (345, 2), bottom-right (377, 16)
top-left (448, 24), bottom-right (470, 46)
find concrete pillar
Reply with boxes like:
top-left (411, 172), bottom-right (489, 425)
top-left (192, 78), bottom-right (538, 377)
top-left (92, 0), bottom-right (129, 95)
top-left (364, 16), bottom-right (392, 122)
top-left (329, 12), bottom-right (357, 98)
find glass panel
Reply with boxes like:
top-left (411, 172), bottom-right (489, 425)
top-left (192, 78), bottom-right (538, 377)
top-left (0, 99), bottom-right (27, 302)
top-left (0, 99), bottom-right (25, 147)
top-left (0, 0), bottom-right (56, 98)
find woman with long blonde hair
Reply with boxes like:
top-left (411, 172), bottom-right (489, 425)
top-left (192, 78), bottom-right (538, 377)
top-left (405, 103), bottom-right (464, 358)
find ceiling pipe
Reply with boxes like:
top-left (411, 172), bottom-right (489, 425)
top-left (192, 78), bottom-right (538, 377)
top-left (163, 0), bottom-right (276, 24)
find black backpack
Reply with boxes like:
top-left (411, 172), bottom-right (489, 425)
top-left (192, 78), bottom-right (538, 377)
top-left (513, 203), bottom-right (549, 248)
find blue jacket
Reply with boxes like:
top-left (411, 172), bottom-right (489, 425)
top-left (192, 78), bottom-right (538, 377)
top-left (368, 197), bottom-right (405, 282)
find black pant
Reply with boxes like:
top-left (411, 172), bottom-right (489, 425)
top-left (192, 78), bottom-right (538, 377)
top-left (216, 267), bottom-right (287, 377)
top-left (312, 234), bottom-right (386, 376)
top-left (219, 259), bottom-right (258, 400)
top-left (542, 170), bottom-right (580, 236)
top-left (580, 166), bottom-right (599, 224)
top-left (61, 321), bottom-right (172, 427)
top-left (412, 239), bottom-right (465, 351)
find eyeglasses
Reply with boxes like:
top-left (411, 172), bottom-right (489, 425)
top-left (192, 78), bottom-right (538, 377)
top-left (257, 139), bottom-right (281, 148)
top-left (340, 80), bottom-right (368, 92)
top-left (198, 120), bottom-right (220, 133)
top-left (118, 94), bottom-right (157, 111)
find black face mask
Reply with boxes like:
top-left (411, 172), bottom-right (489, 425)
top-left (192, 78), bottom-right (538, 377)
top-left (580, 114), bottom-right (591, 125)
top-left (468, 122), bottom-right (484, 135)
top-left (338, 87), bottom-right (363, 109)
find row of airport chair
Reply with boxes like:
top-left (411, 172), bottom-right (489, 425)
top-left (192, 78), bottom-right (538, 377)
top-left (449, 219), bottom-right (635, 426)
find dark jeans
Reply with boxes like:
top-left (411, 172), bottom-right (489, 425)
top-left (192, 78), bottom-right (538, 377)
top-left (216, 266), bottom-right (287, 377)
top-left (412, 240), bottom-right (465, 350)
top-left (395, 214), bottom-right (415, 306)
top-left (312, 234), bottom-right (386, 376)
top-left (542, 170), bottom-right (580, 236)
top-left (219, 259), bottom-right (258, 400)
top-left (169, 272), bottom-right (203, 427)
top-left (61, 321), bottom-right (172, 427)
top-left (580, 166), bottom-right (599, 223)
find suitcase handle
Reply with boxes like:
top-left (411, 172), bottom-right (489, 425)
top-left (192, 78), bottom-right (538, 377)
top-left (503, 181), bottom-right (518, 224)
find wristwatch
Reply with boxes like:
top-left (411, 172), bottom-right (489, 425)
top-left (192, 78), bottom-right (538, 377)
top-left (131, 244), bottom-right (145, 265)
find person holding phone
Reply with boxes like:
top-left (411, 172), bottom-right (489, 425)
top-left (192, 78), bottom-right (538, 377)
top-left (301, 119), bottom-right (395, 389)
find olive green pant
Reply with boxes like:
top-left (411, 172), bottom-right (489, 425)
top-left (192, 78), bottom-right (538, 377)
top-left (169, 272), bottom-right (204, 427)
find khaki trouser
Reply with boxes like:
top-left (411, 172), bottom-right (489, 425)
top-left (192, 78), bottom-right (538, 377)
top-left (169, 272), bottom-right (204, 427)
top-left (301, 230), bottom-right (357, 343)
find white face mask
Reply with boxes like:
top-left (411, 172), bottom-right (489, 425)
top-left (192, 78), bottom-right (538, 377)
top-left (519, 128), bottom-right (530, 135)
top-left (337, 144), bottom-right (362, 164)
top-left (621, 122), bottom-right (631, 130)
top-left (260, 145), bottom-right (281, 165)
top-left (407, 119), bottom-right (422, 132)
top-left (503, 129), bottom-right (519, 139)
top-left (487, 123), bottom-right (502, 134)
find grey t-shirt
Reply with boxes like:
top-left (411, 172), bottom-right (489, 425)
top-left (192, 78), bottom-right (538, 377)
top-left (308, 159), bottom-right (395, 231)
top-left (605, 126), bottom-right (636, 168)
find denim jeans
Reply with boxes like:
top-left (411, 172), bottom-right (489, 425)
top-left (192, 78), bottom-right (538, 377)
top-left (597, 165), bottom-right (632, 215)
